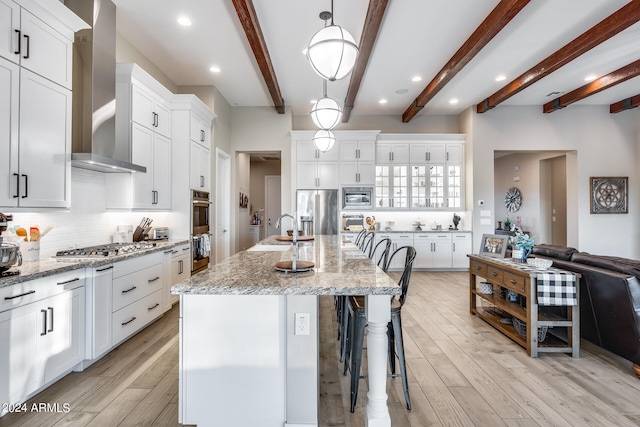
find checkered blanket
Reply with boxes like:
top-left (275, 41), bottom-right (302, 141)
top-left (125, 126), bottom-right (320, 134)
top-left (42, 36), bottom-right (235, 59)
top-left (536, 272), bottom-right (577, 306)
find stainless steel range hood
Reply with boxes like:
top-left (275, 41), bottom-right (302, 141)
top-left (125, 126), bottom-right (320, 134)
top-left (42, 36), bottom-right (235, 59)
top-left (66, 0), bottom-right (146, 173)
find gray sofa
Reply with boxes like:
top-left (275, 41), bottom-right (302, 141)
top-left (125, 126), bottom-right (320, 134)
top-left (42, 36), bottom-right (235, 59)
top-left (532, 244), bottom-right (640, 377)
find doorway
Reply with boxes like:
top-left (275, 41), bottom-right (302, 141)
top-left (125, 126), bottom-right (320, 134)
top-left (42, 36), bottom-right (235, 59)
top-left (216, 148), bottom-right (231, 263)
top-left (265, 176), bottom-right (281, 237)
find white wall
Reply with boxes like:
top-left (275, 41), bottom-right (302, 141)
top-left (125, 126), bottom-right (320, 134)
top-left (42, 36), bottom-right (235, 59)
top-left (468, 105), bottom-right (639, 258)
top-left (229, 107), bottom-right (293, 254)
top-left (293, 114), bottom-right (459, 133)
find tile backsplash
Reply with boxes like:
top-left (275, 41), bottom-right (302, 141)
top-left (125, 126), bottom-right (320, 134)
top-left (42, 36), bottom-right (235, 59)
top-left (4, 169), bottom-right (176, 257)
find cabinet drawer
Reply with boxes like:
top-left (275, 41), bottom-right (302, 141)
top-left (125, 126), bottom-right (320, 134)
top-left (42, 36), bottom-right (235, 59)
top-left (112, 263), bottom-right (163, 311)
top-left (0, 269), bottom-right (85, 313)
top-left (112, 289), bottom-right (163, 346)
top-left (486, 266), bottom-right (503, 285)
top-left (469, 260), bottom-right (487, 278)
top-left (113, 252), bottom-right (162, 278)
top-left (503, 272), bottom-right (526, 294)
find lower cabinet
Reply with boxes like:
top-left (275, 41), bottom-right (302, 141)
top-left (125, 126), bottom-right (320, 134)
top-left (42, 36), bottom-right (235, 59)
top-left (414, 233), bottom-right (452, 269)
top-left (0, 271), bottom-right (85, 412)
top-left (111, 252), bottom-right (164, 346)
top-left (452, 233), bottom-right (472, 269)
top-left (85, 265), bottom-right (114, 360)
top-left (373, 233), bottom-right (414, 270)
top-left (163, 243), bottom-right (191, 312)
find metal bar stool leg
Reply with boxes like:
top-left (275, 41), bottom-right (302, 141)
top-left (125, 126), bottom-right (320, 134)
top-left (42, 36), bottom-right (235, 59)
top-left (349, 311), bottom-right (366, 413)
top-left (391, 311), bottom-right (411, 410)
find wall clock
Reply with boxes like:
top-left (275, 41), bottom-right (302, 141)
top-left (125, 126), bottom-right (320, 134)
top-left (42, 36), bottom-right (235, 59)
top-left (505, 187), bottom-right (522, 212)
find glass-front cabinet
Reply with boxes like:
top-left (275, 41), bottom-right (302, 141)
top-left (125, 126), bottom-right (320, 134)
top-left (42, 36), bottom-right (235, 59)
top-left (411, 165), bottom-right (445, 208)
top-left (375, 165), bottom-right (408, 208)
top-left (447, 165), bottom-right (462, 209)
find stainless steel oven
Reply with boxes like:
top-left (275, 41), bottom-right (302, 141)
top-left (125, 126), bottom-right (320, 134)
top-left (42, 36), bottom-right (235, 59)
top-left (191, 190), bottom-right (211, 274)
top-left (342, 187), bottom-right (373, 210)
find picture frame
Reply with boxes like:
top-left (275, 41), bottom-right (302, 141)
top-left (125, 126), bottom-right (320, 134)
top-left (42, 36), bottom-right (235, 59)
top-left (478, 233), bottom-right (509, 258)
top-left (590, 176), bottom-right (628, 214)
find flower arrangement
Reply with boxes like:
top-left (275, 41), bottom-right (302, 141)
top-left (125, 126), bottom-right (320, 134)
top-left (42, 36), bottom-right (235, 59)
top-left (511, 229), bottom-right (534, 251)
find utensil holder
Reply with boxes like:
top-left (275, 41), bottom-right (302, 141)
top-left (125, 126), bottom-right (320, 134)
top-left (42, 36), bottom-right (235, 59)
top-left (21, 241), bottom-right (40, 262)
top-left (132, 226), bottom-right (145, 242)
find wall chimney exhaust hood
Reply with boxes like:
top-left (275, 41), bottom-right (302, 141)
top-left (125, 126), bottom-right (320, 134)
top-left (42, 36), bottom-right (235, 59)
top-left (66, 0), bottom-right (146, 173)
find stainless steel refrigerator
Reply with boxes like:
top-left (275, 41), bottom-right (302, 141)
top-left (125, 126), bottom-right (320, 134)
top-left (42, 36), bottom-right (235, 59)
top-left (296, 189), bottom-right (339, 235)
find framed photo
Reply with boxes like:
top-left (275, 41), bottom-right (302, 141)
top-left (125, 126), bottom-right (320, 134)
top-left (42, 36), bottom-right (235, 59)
top-left (590, 176), bottom-right (628, 214)
top-left (479, 233), bottom-right (509, 258)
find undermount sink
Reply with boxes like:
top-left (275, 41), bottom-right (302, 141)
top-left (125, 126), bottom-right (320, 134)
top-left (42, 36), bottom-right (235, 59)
top-left (247, 244), bottom-right (289, 252)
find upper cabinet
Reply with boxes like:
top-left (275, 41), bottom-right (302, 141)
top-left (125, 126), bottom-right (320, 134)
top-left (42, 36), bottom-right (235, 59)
top-left (108, 63), bottom-right (174, 210)
top-left (376, 142), bottom-right (409, 164)
top-left (340, 140), bottom-right (375, 186)
top-left (0, 0), bottom-right (87, 209)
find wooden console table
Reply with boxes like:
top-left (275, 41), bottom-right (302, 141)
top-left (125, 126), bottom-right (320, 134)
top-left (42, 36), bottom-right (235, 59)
top-left (468, 254), bottom-right (580, 357)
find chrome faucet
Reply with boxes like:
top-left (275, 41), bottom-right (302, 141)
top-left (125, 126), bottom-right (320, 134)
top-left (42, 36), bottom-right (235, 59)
top-left (275, 214), bottom-right (298, 271)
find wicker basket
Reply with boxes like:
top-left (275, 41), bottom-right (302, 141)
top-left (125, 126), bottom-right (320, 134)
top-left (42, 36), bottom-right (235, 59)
top-left (478, 282), bottom-right (493, 295)
top-left (512, 317), bottom-right (547, 342)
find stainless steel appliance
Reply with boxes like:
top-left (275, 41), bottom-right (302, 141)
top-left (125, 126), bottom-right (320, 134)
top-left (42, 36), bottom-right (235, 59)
top-left (296, 190), bottom-right (339, 235)
top-left (342, 187), bottom-right (373, 210)
top-left (0, 213), bottom-right (21, 277)
top-left (342, 214), bottom-right (365, 231)
top-left (149, 227), bottom-right (169, 240)
top-left (55, 242), bottom-right (156, 258)
top-left (191, 190), bottom-right (211, 274)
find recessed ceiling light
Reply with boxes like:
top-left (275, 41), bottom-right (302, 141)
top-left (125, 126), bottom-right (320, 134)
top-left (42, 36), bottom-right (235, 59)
top-left (495, 74), bottom-right (507, 82)
top-left (177, 16), bottom-right (192, 26)
top-left (449, 98), bottom-right (459, 105)
top-left (209, 66), bottom-right (221, 73)
top-left (379, 99), bottom-right (387, 104)
top-left (411, 76), bottom-right (422, 82)
top-left (395, 89), bottom-right (408, 94)
top-left (584, 74), bottom-right (597, 82)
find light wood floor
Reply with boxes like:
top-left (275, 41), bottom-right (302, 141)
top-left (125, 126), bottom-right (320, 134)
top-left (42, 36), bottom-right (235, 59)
top-left (2, 271), bottom-right (640, 426)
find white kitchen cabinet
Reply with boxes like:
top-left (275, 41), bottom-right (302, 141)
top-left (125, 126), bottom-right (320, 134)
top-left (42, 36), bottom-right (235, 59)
top-left (414, 233), bottom-right (452, 269)
top-left (112, 252), bottom-right (164, 346)
top-left (297, 140), bottom-right (339, 162)
top-left (85, 265), bottom-right (113, 361)
top-left (340, 140), bottom-right (375, 162)
top-left (0, 57), bottom-right (19, 207)
top-left (190, 112), bottom-right (211, 149)
top-left (410, 143), bottom-right (445, 164)
top-left (452, 232), bottom-right (472, 269)
top-left (132, 84), bottom-right (171, 138)
top-left (373, 233), bottom-right (414, 271)
top-left (375, 142), bottom-right (409, 164)
top-left (0, 1), bottom-right (75, 89)
top-left (130, 123), bottom-right (171, 209)
top-left (163, 243), bottom-right (190, 312)
top-left (340, 140), bottom-right (375, 185)
top-left (190, 141), bottom-right (210, 191)
top-left (375, 165), bottom-right (409, 209)
top-left (446, 143), bottom-right (464, 164)
top-left (0, 270), bottom-right (85, 410)
top-left (297, 161), bottom-right (338, 189)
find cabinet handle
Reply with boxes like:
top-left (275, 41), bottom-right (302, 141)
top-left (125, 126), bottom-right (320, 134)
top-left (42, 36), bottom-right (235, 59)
top-left (491, 272), bottom-right (497, 277)
top-left (21, 174), bottom-right (27, 198)
top-left (23, 34), bottom-right (29, 59)
top-left (41, 309), bottom-right (47, 336)
top-left (453, 242), bottom-right (456, 252)
top-left (446, 152), bottom-right (449, 161)
top-left (13, 173), bottom-right (19, 198)
top-left (14, 29), bottom-right (20, 55)
top-left (164, 249), bottom-right (174, 254)
top-left (57, 277), bottom-right (80, 286)
top-left (122, 317), bottom-right (137, 326)
top-left (201, 129), bottom-right (205, 142)
top-left (47, 307), bottom-right (54, 332)
top-left (148, 303), bottom-right (160, 311)
top-left (510, 279), bottom-right (517, 285)
top-left (148, 276), bottom-right (160, 283)
top-left (425, 152), bottom-right (428, 161)
top-left (391, 152), bottom-right (394, 162)
top-left (97, 266), bottom-right (114, 272)
top-left (388, 152), bottom-right (391, 162)
top-left (474, 265), bottom-right (481, 270)
top-left (122, 286), bottom-right (137, 294)
top-left (200, 175), bottom-right (204, 187)
top-left (4, 290), bottom-right (35, 300)
top-left (179, 259), bottom-right (183, 274)
top-left (183, 247), bottom-right (190, 251)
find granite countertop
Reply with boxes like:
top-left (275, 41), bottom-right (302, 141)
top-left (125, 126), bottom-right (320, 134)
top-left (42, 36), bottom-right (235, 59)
top-left (171, 235), bottom-right (401, 296)
top-left (0, 239), bottom-right (190, 288)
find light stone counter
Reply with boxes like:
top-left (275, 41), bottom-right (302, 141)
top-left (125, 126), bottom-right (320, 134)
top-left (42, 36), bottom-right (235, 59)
top-left (171, 234), bottom-right (401, 296)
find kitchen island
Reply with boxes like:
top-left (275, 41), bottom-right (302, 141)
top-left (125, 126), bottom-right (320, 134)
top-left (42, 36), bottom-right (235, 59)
top-left (171, 235), bottom-right (400, 427)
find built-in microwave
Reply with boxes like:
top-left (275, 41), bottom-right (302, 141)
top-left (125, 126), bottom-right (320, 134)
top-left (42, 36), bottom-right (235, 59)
top-left (342, 187), bottom-right (373, 210)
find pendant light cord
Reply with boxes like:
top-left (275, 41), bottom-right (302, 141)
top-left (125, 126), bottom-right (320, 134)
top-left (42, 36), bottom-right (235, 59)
top-left (330, 0), bottom-right (334, 25)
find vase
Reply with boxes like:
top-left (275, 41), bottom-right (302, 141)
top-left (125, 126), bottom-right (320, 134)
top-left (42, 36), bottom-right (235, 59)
top-left (519, 246), bottom-right (531, 263)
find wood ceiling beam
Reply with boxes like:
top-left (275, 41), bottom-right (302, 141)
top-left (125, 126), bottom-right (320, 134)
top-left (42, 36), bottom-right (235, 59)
top-left (401, 0), bottom-right (530, 123)
top-left (478, 0), bottom-right (640, 114)
top-left (342, 0), bottom-right (390, 123)
top-left (610, 94), bottom-right (640, 113)
top-left (543, 59), bottom-right (640, 113)
top-left (232, 0), bottom-right (285, 114)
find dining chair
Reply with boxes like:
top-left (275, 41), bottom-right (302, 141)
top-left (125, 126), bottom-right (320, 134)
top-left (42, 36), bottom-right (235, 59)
top-left (343, 245), bottom-right (416, 412)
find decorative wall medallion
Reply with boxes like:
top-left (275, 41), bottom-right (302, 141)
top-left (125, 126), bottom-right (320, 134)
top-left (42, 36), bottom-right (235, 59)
top-left (504, 187), bottom-right (522, 212)
top-left (590, 176), bottom-right (628, 214)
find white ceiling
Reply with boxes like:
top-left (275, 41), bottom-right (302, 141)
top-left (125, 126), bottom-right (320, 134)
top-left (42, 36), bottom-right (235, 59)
top-left (112, 0), bottom-right (640, 118)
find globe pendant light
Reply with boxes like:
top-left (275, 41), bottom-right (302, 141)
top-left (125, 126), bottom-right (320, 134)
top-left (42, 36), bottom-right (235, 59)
top-left (310, 80), bottom-right (342, 130)
top-left (313, 129), bottom-right (336, 153)
top-left (307, 2), bottom-right (359, 81)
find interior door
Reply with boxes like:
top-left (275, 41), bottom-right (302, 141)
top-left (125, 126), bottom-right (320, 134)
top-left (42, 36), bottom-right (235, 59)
top-left (265, 175), bottom-right (281, 238)
top-left (216, 148), bottom-right (230, 263)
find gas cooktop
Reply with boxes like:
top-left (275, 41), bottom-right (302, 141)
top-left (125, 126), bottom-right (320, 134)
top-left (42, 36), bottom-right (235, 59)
top-left (55, 242), bottom-right (156, 258)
